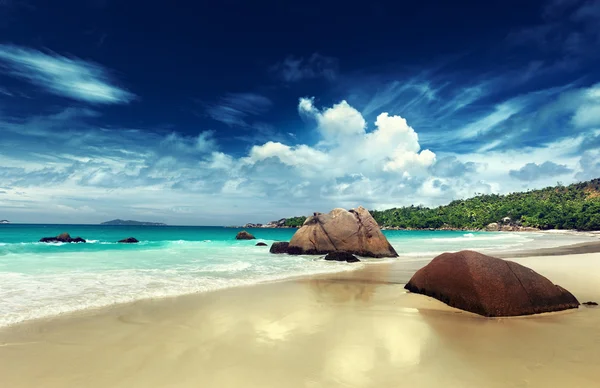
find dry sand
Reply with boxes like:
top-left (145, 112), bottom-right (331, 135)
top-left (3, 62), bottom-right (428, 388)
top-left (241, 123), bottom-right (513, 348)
top-left (1, 251), bottom-right (600, 387)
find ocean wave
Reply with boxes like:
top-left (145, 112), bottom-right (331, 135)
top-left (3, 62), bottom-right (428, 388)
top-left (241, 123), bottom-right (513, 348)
top-left (0, 259), bottom-right (359, 328)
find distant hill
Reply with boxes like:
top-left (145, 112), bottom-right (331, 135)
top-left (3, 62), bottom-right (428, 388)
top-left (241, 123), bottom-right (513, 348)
top-left (0, 220), bottom-right (9, 224)
top-left (101, 219), bottom-right (167, 226)
top-left (371, 178), bottom-right (600, 231)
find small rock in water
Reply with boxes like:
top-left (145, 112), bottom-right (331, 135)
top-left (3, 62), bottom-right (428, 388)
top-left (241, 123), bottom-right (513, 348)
top-left (236, 230), bottom-right (255, 240)
top-left (269, 241), bottom-right (289, 254)
top-left (582, 301), bottom-right (598, 306)
top-left (324, 251), bottom-right (360, 263)
top-left (255, 242), bottom-right (268, 246)
top-left (118, 237), bottom-right (139, 243)
top-left (39, 233), bottom-right (86, 243)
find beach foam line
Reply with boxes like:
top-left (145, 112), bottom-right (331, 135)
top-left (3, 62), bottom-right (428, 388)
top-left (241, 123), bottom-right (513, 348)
top-left (0, 260), bottom-right (361, 328)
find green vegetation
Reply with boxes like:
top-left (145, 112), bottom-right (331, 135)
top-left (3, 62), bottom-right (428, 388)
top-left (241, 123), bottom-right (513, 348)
top-left (284, 216), bottom-right (307, 227)
top-left (370, 178), bottom-right (600, 231)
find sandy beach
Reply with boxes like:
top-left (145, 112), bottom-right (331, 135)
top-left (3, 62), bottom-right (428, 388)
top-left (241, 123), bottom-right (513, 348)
top-left (1, 245), bottom-right (600, 387)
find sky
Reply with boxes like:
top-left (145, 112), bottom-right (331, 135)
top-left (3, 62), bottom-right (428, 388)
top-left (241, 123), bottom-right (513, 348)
top-left (1, 0), bottom-right (600, 225)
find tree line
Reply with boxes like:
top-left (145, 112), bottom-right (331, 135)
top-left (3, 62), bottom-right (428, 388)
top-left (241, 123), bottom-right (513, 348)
top-left (284, 178), bottom-right (600, 231)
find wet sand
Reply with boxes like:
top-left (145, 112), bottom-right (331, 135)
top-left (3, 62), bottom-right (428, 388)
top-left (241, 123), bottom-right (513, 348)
top-left (1, 250), bottom-right (600, 387)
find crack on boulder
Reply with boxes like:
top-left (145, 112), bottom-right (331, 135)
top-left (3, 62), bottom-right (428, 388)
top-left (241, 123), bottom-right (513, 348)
top-left (317, 217), bottom-right (339, 251)
top-left (506, 261), bottom-right (535, 308)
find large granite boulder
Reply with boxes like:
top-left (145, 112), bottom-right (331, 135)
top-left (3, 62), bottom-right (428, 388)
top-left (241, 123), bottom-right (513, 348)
top-left (405, 250), bottom-right (580, 317)
top-left (40, 233), bottom-right (86, 243)
top-left (286, 206), bottom-right (397, 258)
top-left (235, 230), bottom-right (255, 240)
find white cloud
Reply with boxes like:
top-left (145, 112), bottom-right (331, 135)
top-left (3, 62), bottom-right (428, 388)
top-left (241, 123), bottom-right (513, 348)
top-left (0, 44), bottom-right (134, 104)
top-left (571, 83), bottom-right (600, 127)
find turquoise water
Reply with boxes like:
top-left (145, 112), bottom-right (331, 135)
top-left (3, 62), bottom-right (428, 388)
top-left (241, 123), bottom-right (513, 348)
top-left (0, 224), bottom-right (596, 327)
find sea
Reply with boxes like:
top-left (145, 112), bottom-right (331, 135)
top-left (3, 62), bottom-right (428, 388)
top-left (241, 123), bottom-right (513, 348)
top-left (0, 224), bottom-right (597, 327)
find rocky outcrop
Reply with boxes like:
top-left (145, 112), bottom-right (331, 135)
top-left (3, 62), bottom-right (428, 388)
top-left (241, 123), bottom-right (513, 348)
top-left (582, 301), bottom-right (598, 306)
top-left (243, 218), bottom-right (290, 228)
top-left (269, 242), bottom-right (290, 254)
top-left (285, 206), bottom-right (397, 258)
top-left (235, 230), bottom-right (255, 240)
top-left (405, 250), bottom-right (580, 317)
top-left (255, 242), bottom-right (268, 246)
top-left (118, 237), bottom-right (139, 243)
top-left (40, 233), bottom-right (86, 243)
top-left (485, 217), bottom-right (540, 232)
top-left (324, 251), bottom-right (360, 263)
top-left (485, 222), bottom-right (500, 231)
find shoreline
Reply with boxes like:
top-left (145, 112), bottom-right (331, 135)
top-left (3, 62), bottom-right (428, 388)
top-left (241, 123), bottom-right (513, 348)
top-left (1, 239), bottom-right (600, 386)
top-left (1, 235), bottom-right (599, 330)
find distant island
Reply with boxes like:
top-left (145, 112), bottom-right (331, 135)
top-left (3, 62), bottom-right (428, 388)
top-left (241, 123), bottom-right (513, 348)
top-left (101, 219), bottom-right (167, 226)
top-left (246, 178), bottom-right (600, 231)
top-left (0, 219), bottom-right (10, 224)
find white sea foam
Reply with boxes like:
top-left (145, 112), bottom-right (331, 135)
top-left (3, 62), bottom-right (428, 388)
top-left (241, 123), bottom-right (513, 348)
top-left (0, 247), bottom-right (359, 328)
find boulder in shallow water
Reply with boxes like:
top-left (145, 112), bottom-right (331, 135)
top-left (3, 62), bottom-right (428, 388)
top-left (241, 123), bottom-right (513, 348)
top-left (118, 237), bottom-right (139, 243)
top-left (39, 233), bottom-right (86, 243)
top-left (236, 230), bottom-right (255, 240)
top-left (270, 241), bottom-right (290, 254)
top-left (582, 301), bottom-right (598, 306)
top-left (324, 251), bottom-right (360, 263)
top-left (405, 250), bottom-right (580, 317)
top-left (255, 242), bottom-right (268, 246)
top-left (286, 206), bottom-right (397, 258)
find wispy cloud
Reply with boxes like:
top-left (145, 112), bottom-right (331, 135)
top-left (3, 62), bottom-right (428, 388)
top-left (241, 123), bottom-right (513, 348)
top-left (205, 92), bottom-right (272, 127)
top-left (270, 53), bottom-right (338, 83)
top-left (0, 44), bottom-right (134, 104)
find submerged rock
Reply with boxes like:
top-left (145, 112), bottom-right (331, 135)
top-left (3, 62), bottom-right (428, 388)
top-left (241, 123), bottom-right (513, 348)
top-left (118, 237), bottom-right (139, 243)
top-left (582, 301), bottom-right (598, 306)
top-left (324, 251), bottom-right (360, 263)
top-left (405, 250), bottom-right (580, 317)
top-left (39, 233), bottom-right (86, 243)
top-left (255, 242), bottom-right (268, 246)
top-left (236, 230), bottom-right (255, 240)
top-left (269, 241), bottom-right (290, 254)
top-left (286, 206), bottom-right (397, 258)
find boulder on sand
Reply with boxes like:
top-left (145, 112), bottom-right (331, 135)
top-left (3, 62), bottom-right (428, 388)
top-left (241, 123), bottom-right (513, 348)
top-left (270, 242), bottom-right (290, 254)
top-left (405, 250), bottom-right (580, 317)
top-left (324, 251), bottom-right (360, 263)
top-left (39, 233), bottom-right (86, 243)
top-left (285, 206), bottom-right (397, 258)
top-left (236, 230), bottom-right (256, 240)
top-left (118, 237), bottom-right (139, 243)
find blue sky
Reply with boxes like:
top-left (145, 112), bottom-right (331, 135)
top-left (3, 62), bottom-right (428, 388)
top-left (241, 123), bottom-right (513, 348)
top-left (1, 0), bottom-right (600, 225)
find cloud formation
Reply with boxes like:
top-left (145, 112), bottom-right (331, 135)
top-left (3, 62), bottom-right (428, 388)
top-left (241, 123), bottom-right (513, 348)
top-left (0, 44), bottom-right (134, 104)
top-left (509, 161), bottom-right (574, 181)
top-left (0, 93), bottom-right (596, 224)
